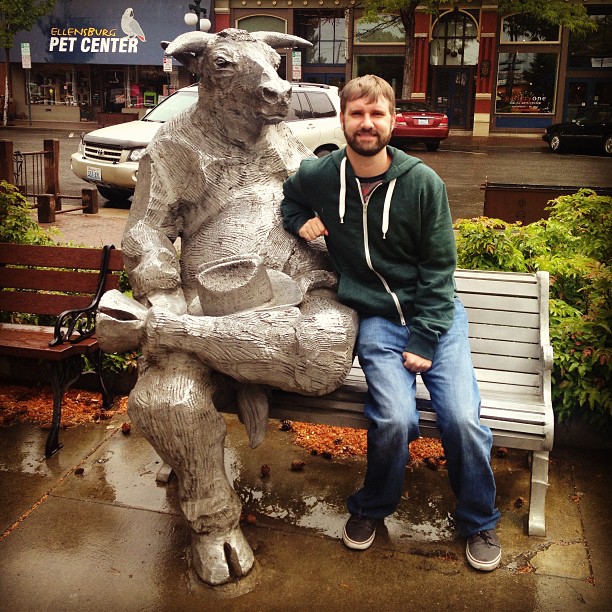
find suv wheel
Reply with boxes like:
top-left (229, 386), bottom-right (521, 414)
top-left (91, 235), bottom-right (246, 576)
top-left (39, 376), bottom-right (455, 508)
top-left (425, 141), bottom-right (440, 152)
top-left (97, 186), bottom-right (133, 202)
top-left (603, 134), bottom-right (612, 156)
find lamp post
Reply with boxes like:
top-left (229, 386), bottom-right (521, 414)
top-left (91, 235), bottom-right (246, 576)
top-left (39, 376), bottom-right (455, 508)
top-left (184, 0), bottom-right (211, 32)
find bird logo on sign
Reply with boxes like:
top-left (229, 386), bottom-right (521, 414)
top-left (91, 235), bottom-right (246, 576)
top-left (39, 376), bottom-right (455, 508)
top-left (121, 8), bottom-right (146, 42)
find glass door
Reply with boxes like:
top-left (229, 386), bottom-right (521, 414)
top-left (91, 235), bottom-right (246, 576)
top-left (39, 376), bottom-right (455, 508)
top-left (430, 66), bottom-right (474, 129)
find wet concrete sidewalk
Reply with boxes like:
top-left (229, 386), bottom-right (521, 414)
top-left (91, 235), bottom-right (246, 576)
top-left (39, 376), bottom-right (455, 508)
top-left (1, 410), bottom-right (610, 611)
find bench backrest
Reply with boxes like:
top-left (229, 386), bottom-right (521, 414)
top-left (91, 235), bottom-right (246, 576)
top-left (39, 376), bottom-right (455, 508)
top-left (0, 243), bottom-right (124, 318)
top-left (455, 269), bottom-right (550, 399)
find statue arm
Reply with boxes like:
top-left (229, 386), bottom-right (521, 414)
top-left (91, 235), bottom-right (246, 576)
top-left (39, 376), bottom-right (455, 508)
top-left (122, 152), bottom-right (187, 314)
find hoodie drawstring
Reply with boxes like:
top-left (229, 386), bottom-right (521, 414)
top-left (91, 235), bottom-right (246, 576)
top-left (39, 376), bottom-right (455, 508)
top-left (339, 157), bottom-right (347, 224)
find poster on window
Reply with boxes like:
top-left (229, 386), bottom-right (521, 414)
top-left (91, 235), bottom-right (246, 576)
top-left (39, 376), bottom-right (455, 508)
top-left (496, 52), bottom-right (558, 114)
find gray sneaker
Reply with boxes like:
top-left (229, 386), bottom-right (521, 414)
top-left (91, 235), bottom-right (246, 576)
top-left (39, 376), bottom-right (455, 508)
top-left (466, 529), bottom-right (501, 571)
top-left (342, 514), bottom-right (377, 550)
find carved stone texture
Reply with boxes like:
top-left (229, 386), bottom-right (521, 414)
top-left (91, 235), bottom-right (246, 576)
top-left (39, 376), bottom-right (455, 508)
top-left (97, 28), bottom-right (358, 588)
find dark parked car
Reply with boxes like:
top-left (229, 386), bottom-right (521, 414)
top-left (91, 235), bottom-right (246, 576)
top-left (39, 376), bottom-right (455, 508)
top-left (391, 100), bottom-right (449, 151)
top-left (543, 106), bottom-right (612, 156)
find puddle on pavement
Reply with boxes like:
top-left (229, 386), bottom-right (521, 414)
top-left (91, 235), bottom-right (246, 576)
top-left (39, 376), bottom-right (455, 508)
top-left (224, 417), bottom-right (457, 544)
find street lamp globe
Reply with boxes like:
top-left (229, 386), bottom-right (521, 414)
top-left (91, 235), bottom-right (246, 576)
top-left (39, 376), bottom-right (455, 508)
top-left (199, 18), bottom-right (211, 32)
top-left (184, 13), bottom-right (198, 27)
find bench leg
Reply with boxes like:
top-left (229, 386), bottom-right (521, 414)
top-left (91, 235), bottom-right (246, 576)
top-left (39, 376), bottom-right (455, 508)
top-left (92, 348), bottom-right (114, 410)
top-left (46, 357), bottom-right (83, 458)
top-left (528, 450), bottom-right (549, 536)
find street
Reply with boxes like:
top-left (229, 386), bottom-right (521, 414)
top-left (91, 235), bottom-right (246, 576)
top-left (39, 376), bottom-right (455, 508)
top-left (1, 127), bottom-right (611, 245)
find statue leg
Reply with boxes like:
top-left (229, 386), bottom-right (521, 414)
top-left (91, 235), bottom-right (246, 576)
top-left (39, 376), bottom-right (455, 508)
top-left (128, 352), bottom-right (254, 585)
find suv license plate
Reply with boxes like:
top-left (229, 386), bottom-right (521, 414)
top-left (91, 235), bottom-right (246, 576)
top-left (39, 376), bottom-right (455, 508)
top-left (86, 166), bottom-right (102, 181)
top-left (417, 118), bottom-right (429, 125)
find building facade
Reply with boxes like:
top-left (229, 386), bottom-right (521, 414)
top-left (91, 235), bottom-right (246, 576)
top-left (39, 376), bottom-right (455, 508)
top-left (5, 0), bottom-right (209, 122)
top-left (214, 0), bottom-right (611, 135)
top-left (5, 0), bottom-right (611, 134)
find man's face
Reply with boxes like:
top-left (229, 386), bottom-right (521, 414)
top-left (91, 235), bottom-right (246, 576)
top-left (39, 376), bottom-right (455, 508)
top-left (340, 96), bottom-right (395, 157)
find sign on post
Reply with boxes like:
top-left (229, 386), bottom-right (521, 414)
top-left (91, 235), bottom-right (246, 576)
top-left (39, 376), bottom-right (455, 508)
top-left (291, 50), bottom-right (301, 81)
top-left (21, 42), bottom-right (31, 69)
top-left (163, 56), bottom-right (172, 72)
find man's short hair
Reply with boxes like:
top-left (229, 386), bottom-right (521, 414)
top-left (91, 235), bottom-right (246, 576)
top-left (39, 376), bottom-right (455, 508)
top-left (340, 75), bottom-right (395, 115)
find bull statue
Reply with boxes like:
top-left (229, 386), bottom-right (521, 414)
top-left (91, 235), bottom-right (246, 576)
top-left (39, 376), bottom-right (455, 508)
top-left (96, 28), bottom-right (357, 587)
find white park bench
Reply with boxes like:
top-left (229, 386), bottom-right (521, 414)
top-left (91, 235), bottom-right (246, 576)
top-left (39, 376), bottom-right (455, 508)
top-left (269, 269), bottom-right (554, 536)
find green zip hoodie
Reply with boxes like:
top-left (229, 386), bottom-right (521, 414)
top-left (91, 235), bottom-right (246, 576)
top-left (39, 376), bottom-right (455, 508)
top-left (281, 146), bottom-right (456, 361)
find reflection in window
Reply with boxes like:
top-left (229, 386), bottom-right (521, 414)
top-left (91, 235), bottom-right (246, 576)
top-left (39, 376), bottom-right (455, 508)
top-left (354, 54), bottom-right (403, 96)
top-left (295, 10), bottom-right (345, 65)
top-left (501, 14), bottom-right (560, 43)
top-left (355, 14), bottom-right (405, 43)
top-left (496, 53), bottom-right (558, 113)
top-left (236, 15), bottom-right (286, 33)
top-left (430, 11), bottom-right (479, 66)
top-left (568, 12), bottom-right (612, 68)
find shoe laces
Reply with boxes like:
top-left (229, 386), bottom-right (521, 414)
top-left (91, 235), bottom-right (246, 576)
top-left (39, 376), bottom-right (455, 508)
top-left (470, 530), bottom-right (499, 548)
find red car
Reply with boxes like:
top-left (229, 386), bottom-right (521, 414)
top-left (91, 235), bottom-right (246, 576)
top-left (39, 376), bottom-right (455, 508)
top-left (391, 100), bottom-right (449, 151)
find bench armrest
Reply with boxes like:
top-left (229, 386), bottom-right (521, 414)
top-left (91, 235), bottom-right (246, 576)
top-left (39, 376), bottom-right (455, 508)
top-left (541, 344), bottom-right (553, 371)
top-left (49, 245), bottom-right (116, 347)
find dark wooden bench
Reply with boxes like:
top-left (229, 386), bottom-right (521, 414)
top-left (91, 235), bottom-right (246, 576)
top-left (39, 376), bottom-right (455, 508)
top-left (0, 243), bottom-right (124, 457)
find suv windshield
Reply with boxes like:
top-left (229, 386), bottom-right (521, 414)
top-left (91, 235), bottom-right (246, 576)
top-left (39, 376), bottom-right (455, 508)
top-left (143, 90), bottom-right (198, 122)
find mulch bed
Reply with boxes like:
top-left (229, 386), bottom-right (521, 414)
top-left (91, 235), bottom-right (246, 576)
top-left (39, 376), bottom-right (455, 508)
top-left (287, 420), bottom-right (445, 466)
top-left (0, 383), bottom-right (444, 465)
top-left (0, 384), bottom-right (128, 429)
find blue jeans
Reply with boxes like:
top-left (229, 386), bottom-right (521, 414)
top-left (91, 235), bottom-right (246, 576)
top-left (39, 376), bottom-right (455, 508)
top-left (347, 298), bottom-right (501, 537)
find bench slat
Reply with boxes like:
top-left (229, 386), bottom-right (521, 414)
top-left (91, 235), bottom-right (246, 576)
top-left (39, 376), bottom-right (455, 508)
top-left (469, 337), bottom-right (540, 359)
top-left (0, 324), bottom-right (99, 359)
top-left (456, 277), bottom-right (539, 298)
top-left (0, 267), bottom-right (104, 293)
top-left (466, 308), bottom-right (540, 329)
top-left (0, 243), bottom-right (124, 271)
top-left (460, 292), bottom-right (540, 313)
top-left (471, 352), bottom-right (543, 374)
top-left (455, 269), bottom-right (540, 285)
top-left (0, 292), bottom-right (94, 317)
top-left (468, 322), bottom-right (540, 344)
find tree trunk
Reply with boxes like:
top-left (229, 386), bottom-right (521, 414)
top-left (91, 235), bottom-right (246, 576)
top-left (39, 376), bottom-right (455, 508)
top-left (3, 48), bottom-right (10, 127)
top-left (400, 6), bottom-right (417, 99)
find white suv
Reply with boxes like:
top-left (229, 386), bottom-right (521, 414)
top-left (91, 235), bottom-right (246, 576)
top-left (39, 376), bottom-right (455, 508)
top-left (70, 82), bottom-right (345, 202)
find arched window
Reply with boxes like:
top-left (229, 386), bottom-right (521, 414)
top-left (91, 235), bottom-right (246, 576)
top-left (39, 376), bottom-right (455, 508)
top-left (236, 15), bottom-right (287, 34)
top-left (430, 11), bottom-right (478, 66)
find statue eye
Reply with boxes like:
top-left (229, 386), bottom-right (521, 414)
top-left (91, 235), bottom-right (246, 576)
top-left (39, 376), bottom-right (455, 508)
top-left (214, 57), bottom-right (232, 69)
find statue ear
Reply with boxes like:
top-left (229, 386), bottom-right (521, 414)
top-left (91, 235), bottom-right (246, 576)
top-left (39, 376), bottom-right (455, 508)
top-left (251, 32), bottom-right (312, 50)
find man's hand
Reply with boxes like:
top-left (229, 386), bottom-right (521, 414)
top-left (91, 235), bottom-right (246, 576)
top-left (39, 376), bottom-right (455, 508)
top-left (402, 351), bottom-right (432, 375)
top-left (299, 217), bottom-right (328, 241)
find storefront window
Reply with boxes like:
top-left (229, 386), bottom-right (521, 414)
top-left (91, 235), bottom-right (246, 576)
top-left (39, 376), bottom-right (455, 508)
top-left (296, 10), bottom-right (345, 65)
top-left (355, 15), bottom-right (405, 44)
top-left (354, 55), bottom-right (403, 96)
top-left (496, 53), bottom-right (557, 113)
top-left (236, 15), bottom-right (286, 34)
top-left (568, 11), bottom-right (612, 68)
top-left (27, 65), bottom-right (89, 106)
top-left (430, 11), bottom-right (479, 66)
top-left (500, 14), bottom-right (560, 43)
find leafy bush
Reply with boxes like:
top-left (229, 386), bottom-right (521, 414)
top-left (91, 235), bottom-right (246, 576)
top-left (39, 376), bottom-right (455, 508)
top-left (0, 181), bottom-right (57, 244)
top-left (455, 189), bottom-right (611, 427)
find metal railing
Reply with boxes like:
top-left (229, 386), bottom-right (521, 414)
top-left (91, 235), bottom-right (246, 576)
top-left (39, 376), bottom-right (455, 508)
top-left (0, 139), bottom-right (98, 222)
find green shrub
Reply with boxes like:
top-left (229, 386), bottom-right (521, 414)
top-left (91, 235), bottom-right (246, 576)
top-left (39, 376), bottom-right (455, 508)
top-left (0, 181), bottom-right (57, 244)
top-left (455, 189), bottom-right (611, 427)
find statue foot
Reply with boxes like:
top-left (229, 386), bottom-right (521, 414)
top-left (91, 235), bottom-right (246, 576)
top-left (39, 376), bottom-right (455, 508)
top-left (191, 527), bottom-right (255, 585)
